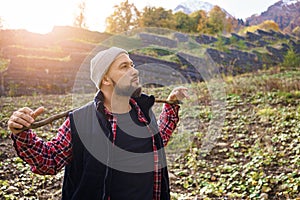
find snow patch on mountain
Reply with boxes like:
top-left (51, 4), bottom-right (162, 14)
top-left (173, 0), bottom-right (233, 18)
top-left (173, 0), bottom-right (214, 14)
top-left (281, 0), bottom-right (299, 5)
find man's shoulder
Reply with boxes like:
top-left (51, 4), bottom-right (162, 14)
top-left (71, 101), bottom-right (94, 115)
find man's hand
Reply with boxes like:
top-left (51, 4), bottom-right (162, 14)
top-left (167, 86), bottom-right (189, 102)
top-left (8, 107), bottom-right (45, 135)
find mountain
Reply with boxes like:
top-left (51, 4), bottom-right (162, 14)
top-left (246, 0), bottom-right (300, 33)
top-left (173, 0), bottom-right (232, 17)
top-left (282, 0), bottom-right (299, 5)
top-left (173, 0), bottom-right (214, 14)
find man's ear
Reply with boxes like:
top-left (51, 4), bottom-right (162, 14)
top-left (101, 75), bottom-right (111, 86)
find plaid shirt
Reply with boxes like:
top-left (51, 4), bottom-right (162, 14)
top-left (11, 99), bottom-right (179, 199)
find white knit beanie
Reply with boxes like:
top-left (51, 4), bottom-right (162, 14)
top-left (90, 47), bottom-right (128, 89)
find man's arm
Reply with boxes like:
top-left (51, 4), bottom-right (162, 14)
top-left (158, 86), bottom-right (189, 146)
top-left (8, 107), bottom-right (72, 175)
top-left (158, 104), bottom-right (180, 146)
top-left (11, 118), bottom-right (72, 175)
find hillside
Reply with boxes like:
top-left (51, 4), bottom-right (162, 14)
top-left (0, 26), bottom-right (299, 97)
top-left (0, 67), bottom-right (299, 199)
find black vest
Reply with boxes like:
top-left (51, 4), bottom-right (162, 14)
top-left (61, 94), bottom-right (170, 200)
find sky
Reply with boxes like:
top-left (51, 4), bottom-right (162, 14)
top-left (0, 0), bottom-right (280, 34)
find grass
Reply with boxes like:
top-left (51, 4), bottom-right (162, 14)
top-left (0, 58), bottom-right (9, 72)
top-left (0, 67), bottom-right (299, 199)
top-left (17, 55), bottom-right (71, 62)
top-left (8, 45), bottom-right (63, 53)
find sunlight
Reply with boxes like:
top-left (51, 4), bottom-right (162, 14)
top-left (0, 0), bottom-right (81, 34)
top-left (0, 0), bottom-right (122, 34)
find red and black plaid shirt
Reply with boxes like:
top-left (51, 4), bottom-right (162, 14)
top-left (11, 99), bottom-right (179, 200)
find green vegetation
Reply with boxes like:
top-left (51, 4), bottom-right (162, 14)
top-left (229, 36), bottom-right (247, 50)
top-left (282, 47), bottom-right (300, 69)
top-left (0, 58), bottom-right (9, 72)
top-left (215, 36), bottom-right (229, 52)
top-left (167, 68), bottom-right (300, 199)
top-left (105, 0), bottom-right (235, 35)
top-left (17, 55), bottom-right (70, 62)
top-left (0, 67), bottom-right (299, 199)
top-left (131, 47), bottom-right (180, 63)
top-left (9, 45), bottom-right (63, 53)
top-left (105, 0), bottom-right (141, 33)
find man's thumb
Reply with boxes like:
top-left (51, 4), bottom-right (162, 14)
top-left (31, 107), bottom-right (45, 119)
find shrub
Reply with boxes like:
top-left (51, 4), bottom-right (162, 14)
top-left (282, 47), bottom-right (300, 69)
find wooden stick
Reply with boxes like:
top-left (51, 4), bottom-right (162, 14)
top-left (18, 99), bottom-right (182, 131)
top-left (154, 99), bottom-right (182, 105)
top-left (18, 109), bottom-right (73, 132)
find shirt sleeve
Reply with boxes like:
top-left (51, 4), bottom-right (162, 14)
top-left (10, 117), bottom-right (73, 175)
top-left (158, 103), bottom-right (180, 146)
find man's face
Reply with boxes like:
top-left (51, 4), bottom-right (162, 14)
top-left (105, 53), bottom-right (140, 96)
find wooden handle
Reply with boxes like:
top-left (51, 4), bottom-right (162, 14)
top-left (18, 99), bottom-right (182, 131)
top-left (17, 109), bottom-right (73, 132)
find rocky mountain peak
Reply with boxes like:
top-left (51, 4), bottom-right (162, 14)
top-left (246, 0), bottom-right (300, 33)
top-left (173, 0), bottom-right (232, 17)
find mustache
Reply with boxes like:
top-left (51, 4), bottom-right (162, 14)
top-left (131, 75), bottom-right (139, 82)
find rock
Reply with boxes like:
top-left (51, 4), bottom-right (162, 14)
top-left (168, 172), bottom-right (176, 179)
top-left (173, 32), bottom-right (189, 43)
top-left (138, 33), bottom-right (177, 48)
top-left (246, 31), bottom-right (261, 42)
top-left (231, 33), bottom-right (245, 41)
top-left (6, 186), bottom-right (18, 193)
top-left (257, 40), bottom-right (269, 47)
top-left (266, 46), bottom-right (286, 62)
top-left (259, 193), bottom-right (268, 200)
top-left (194, 34), bottom-right (217, 44)
top-left (245, 42), bottom-right (256, 48)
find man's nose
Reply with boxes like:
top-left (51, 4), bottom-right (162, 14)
top-left (131, 67), bottom-right (139, 76)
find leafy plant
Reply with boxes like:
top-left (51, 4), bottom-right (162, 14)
top-left (215, 36), bottom-right (229, 52)
top-left (282, 47), bottom-right (300, 69)
top-left (0, 58), bottom-right (9, 72)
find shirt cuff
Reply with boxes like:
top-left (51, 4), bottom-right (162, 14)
top-left (11, 130), bottom-right (33, 146)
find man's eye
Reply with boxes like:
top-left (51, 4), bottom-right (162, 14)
top-left (132, 64), bottom-right (135, 68)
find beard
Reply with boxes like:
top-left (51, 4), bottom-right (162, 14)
top-left (111, 79), bottom-right (142, 97)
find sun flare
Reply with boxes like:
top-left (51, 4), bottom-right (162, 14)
top-left (0, 0), bottom-right (147, 34)
top-left (0, 0), bottom-right (81, 34)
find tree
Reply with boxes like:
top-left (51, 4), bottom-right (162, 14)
top-left (231, 18), bottom-right (243, 32)
top-left (73, 1), bottom-right (88, 29)
top-left (207, 6), bottom-right (227, 34)
top-left (283, 47), bottom-right (300, 69)
top-left (189, 10), bottom-right (208, 33)
top-left (105, 0), bottom-right (140, 33)
top-left (174, 11), bottom-right (193, 33)
top-left (139, 7), bottom-right (175, 30)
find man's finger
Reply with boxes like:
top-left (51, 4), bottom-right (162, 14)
top-left (31, 107), bottom-right (45, 119)
top-left (18, 107), bottom-right (34, 115)
top-left (175, 87), bottom-right (189, 99)
top-left (181, 90), bottom-right (190, 99)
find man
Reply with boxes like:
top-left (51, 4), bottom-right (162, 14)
top-left (8, 46), bottom-right (188, 200)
